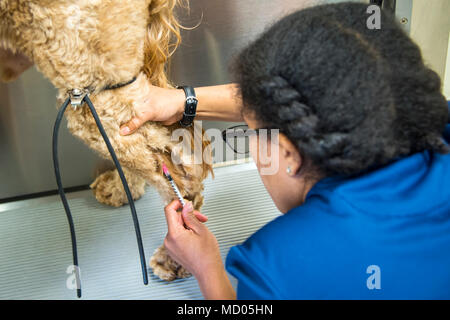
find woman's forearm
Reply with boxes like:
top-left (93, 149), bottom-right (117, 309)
top-left (119, 82), bottom-right (244, 135)
top-left (197, 267), bottom-right (236, 300)
top-left (194, 84), bottom-right (244, 122)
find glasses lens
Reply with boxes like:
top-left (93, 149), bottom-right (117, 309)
top-left (223, 125), bottom-right (250, 154)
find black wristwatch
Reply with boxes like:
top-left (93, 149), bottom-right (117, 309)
top-left (177, 86), bottom-right (198, 127)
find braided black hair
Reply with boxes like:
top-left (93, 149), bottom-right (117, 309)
top-left (233, 2), bottom-right (449, 176)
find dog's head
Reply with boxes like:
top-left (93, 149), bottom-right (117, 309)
top-left (0, 0), bottom-right (181, 90)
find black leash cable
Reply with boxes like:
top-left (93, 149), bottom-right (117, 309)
top-left (53, 94), bottom-right (148, 299)
top-left (53, 97), bottom-right (82, 298)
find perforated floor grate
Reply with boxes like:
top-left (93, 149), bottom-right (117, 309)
top-left (0, 162), bottom-right (280, 299)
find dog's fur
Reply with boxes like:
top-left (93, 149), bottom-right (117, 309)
top-left (0, 0), bottom-right (212, 281)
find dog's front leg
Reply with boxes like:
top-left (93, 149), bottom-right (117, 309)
top-left (90, 167), bottom-right (146, 207)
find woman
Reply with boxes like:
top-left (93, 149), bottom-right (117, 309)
top-left (121, 3), bottom-right (450, 299)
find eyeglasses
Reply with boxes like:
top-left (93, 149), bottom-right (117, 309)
top-left (221, 125), bottom-right (251, 154)
top-left (221, 125), bottom-right (281, 154)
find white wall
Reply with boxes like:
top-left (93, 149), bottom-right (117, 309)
top-left (410, 0), bottom-right (450, 99)
top-left (444, 33), bottom-right (450, 99)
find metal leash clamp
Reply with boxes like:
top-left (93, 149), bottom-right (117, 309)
top-left (68, 88), bottom-right (89, 110)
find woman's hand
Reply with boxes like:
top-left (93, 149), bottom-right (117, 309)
top-left (164, 200), bottom-right (222, 278)
top-left (119, 85), bottom-right (185, 135)
top-left (119, 83), bottom-right (244, 135)
top-left (163, 200), bottom-right (236, 299)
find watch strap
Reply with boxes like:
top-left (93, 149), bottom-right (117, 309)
top-left (177, 86), bottom-right (198, 127)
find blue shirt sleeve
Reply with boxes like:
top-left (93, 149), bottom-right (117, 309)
top-left (226, 245), bottom-right (284, 300)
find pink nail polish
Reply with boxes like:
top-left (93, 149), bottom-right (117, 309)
top-left (121, 127), bottom-right (130, 135)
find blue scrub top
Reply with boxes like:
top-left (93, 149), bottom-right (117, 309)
top-left (226, 102), bottom-right (450, 299)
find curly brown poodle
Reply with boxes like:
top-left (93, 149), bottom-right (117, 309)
top-left (0, 0), bottom-right (213, 281)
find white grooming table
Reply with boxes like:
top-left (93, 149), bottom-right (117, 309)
top-left (0, 161), bottom-right (280, 299)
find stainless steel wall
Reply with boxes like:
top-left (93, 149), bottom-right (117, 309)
top-left (0, 68), bottom-right (102, 200)
top-left (0, 0), bottom-right (310, 200)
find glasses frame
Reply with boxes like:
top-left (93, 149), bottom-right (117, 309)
top-left (221, 125), bottom-right (281, 154)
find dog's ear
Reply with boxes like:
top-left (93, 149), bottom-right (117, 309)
top-left (142, 0), bottom-right (182, 88)
top-left (0, 47), bottom-right (33, 82)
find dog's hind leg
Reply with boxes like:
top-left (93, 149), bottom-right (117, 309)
top-left (149, 179), bottom-right (207, 281)
top-left (90, 167), bottom-right (146, 207)
top-left (149, 245), bottom-right (191, 281)
top-left (149, 187), bottom-right (205, 282)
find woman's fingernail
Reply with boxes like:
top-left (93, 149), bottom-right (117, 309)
top-left (182, 201), bottom-right (193, 214)
top-left (120, 126), bottom-right (130, 135)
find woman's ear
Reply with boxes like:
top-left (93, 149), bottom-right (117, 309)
top-left (278, 134), bottom-right (302, 175)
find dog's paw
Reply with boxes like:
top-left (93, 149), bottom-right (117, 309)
top-left (90, 169), bottom-right (146, 207)
top-left (149, 245), bottom-right (192, 281)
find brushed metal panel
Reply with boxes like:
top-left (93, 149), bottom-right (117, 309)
top-left (169, 0), bottom-right (318, 164)
top-left (0, 68), bottom-right (102, 200)
top-left (395, 0), bottom-right (412, 34)
top-left (170, 0), bottom-right (314, 87)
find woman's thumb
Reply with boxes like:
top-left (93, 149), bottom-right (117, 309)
top-left (182, 202), bottom-right (201, 232)
top-left (120, 117), bottom-right (143, 135)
